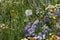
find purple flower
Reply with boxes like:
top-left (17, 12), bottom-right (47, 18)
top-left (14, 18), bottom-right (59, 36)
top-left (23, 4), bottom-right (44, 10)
top-left (42, 24), bottom-right (52, 33)
top-left (33, 19), bottom-right (40, 25)
top-left (37, 32), bottom-right (42, 36)
top-left (31, 19), bottom-right (40, 29)
top-left (54, 11), bottom-right (60, 16)
top-left (47, 12), bottom-right (51, 15)
top-left (27, 28), bottom-right (35, 35)
top-left (24, 22), bottom-right (32, 32)
top-left (44, 16), bottom-right (49, 23)
top-left (56, 21), bottom-right (60, 29)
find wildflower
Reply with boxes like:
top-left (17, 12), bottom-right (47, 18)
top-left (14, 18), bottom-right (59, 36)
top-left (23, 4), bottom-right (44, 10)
top-left (54, 11), bottom-right (60, 16)
top-left (27, 28), bottom-right (35, 35)
top-left (44, 16), bottom-right (49, 23)
top-left (37, 36), bottom-right (42, 40)
top-left (24, 22), bottom-right (32, 31)
top-left (23, 38), bottom-right (28, 40)
top-left (29, 37), bottom-right (35, 40)
top-left (55, 4), bottom-right (60, 8)
top-left (25, 9), bottom-right (32, 16)
top-left (51, 34), bottom-right (56, 38)
top-left (31, 19), bottom-right (40, 29)
top-left (37, 32), bottom-right (43, 40)
top-left (57, 37), bottom-right (60, 40)
top-left (37, 32), bottom-right (42, 36)
top-left (49, 37), bottom-right (53, 40)
top-left (42, 34), bottom-right (46, 40)
top-left (56, 21), bottom-right (60, 29)
top-left (42, 24), bottom-right (52, 33)
top-left (34, 37), bottom-right (37, 39)
top-left (49, 33), bottom-right (53, 36)
top-left (50, 5), bottom-right (55, 9)
top-left (52, 16), bottom-right (56, 20)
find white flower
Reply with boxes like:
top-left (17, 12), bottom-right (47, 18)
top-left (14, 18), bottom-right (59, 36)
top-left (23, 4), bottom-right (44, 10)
top-left (37, 36), bottom-right (42, 40)
top-left (42, 34), bottom-right (46, 39)
top-left (39, 36), bottom-right (42, 39)
top-left (55, 4), bottom-right (60, 8)
top-left (23, 38), bottom-right (28, 40)
top-left (34, 37), bottom-right (37, 39)
top-left (49, 33), bottom-right (52, 35)
top-left (25, 9), bottom-right (32, 16)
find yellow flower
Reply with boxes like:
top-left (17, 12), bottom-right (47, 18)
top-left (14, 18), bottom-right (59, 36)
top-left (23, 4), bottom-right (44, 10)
top-left (51, 34), bottom-right (56, 38)
top-left (30, 37), bottom-right (35, 40)
top-left (49, 37), bottom-right (53, 40)
top-left (50, 5), bottom-right (55, 9)
top-left (52, 16), bottom-right (56, 20)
